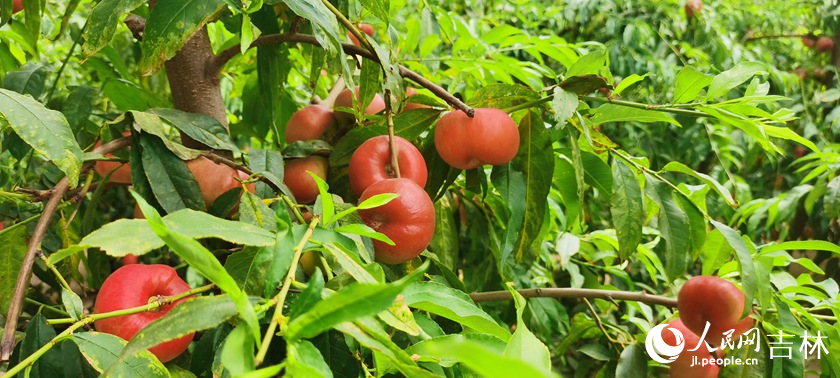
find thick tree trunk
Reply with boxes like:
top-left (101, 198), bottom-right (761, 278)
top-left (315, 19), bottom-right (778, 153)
top-left (164, 27), bottom-right (228, 148)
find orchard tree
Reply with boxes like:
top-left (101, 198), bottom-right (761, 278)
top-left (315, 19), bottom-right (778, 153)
top-left (0, 0), bottom-right (839, 377)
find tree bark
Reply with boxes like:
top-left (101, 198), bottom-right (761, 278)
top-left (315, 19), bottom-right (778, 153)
top-left (164, 27), bottom-right (228, 148)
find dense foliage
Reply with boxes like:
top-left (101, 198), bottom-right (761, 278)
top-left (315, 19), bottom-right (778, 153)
top-left (0, 0), bottom-right (838, 377)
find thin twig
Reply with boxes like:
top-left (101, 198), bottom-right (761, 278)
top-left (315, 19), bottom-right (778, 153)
top-left (46, 21), bottom-right (86, 102)
top-left (321, 0), bottom-right (375, 54)
top-left (579, 96), bottom-right (708, 117)
top-left (468, 288), bottom-right (678, 308)
top-left (583, 298), bottom-right (620, 351)
top-left (201, 151), bottom-right (253, 176)
top-left (281, 195), bottom-right (306, 224)
top-left (37, 252), bottom-right (72, 292)
top-left (384, 90), bottom-right (401, 178)
top-left (0, 137), bottom-right (130, 362)
top-left (209, 33), bottom-right (474, 117)
top-left (15, 181), bottom-right (107, 202)
top-left (744, 33), bottom-right (809, 42)
top-left (610, 148), bottom-right (714, 218)
top-left (255, 216), bottom-right (320, 366)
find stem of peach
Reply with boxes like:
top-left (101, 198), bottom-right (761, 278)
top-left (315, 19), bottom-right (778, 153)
top-left (384, 90), bottom-right (401, 178)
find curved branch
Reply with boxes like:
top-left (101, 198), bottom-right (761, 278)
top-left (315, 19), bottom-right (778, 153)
top-left (210, 33), bottom-right (474, 117)
top-left (744, 33), bottom-right (810, 42)
top-left (469, 288), bottom-right (677, 308)
top-left (0, 137), bottom-right (131, 362)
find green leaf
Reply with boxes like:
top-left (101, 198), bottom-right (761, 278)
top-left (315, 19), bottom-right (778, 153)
top-left (700, 107), bottom-right (775, 152)
top-left (644, 175), bottom-right (690, 281)
top-left (610, 159), bottom-right (643, 259)
top-left (220, 324), bottom-right (255, 377)
top-left (406, 333), bottom-right (506, 367)
top-left (247, 148), bottom-right (286, 198)
top-left (102, 80), bottom-right (172, 112)
top-left (674, 194), bottom-right (706, 259)
top-left (615, 344), bottom-right (647, 377)
top-left (429, 198), bottom-right (460, 271)
top-left (283, 0), bottom-right (341, 54)
top-left (759, 240), bottom-right (840, 255)
top-left (132, 191), bottom-right (262, 344)
top-left (411, 336), bottom-right (555, 378)
top-left (402, 281), bottom-right (511, 341)
top-left (61, 288), bottom-right (84, 321)
top-left (0, 225), bottom-right (25, 315)
top-left (22, 0), bottom-right (40, 55)
top-left (287, 340), bottom-right (333, 378)
top-left (310, 171), bottom-right (334, 222)
top-left (73, 332), bottom-right (169, 377)
top-left (62, 86), bottom-right (97, 131)
top-left (328, 193), bottom-right (400, 226)
top-left (239, 191), bottom-right (277, 232)
top-left (763, 125), bottom-right (820, 155)
top-left (468, 83), bottom-right (542, 109)
top-left (391, 108), bottom-right (444, 139)
top-left (706, 62), bottom-right (767, 99)
top-left (554, 155), bottom-right (581, 225)
top-left (360, 0), bottom-right (389, 23)
top-left (612, 73), bottom-right (649, 95)
top-left (566, 48), bottom-right (610, 81)
top-left (710, 220), bottom-right (756, 318)
top-left (189, 323), bottom-right (230, 377)
top-left (240, 13), bottom-right (260, 54)
top-left (321, 239), bottom-right (380, 283)
top-left (116, 295), bottom-right (238, 367)
top-left (590, 104), bottom-right (680, 127)
top-left (558, 74), bottom-right (610, 95)
top-left (333, 223), bottom-right (395, 245)
top-left (238, 364), bottom-right (285, 378)
top-left (16, 313), bottom-right (71, 377)
top-left (333, 319), bottom-right (430, 376)
top-left (139, 133), bottom-right (207, 213)
top-left (0, 88), bottom-right (83, 187)
top-left (130, 110), bottom-right (201, 160)
top-left (149, 108), bottom-right (238, 152)
top-left (290, 269), bottom-right (325, 319)
top-left (661, 161), bottom-right (737, 207)
top-left (579, 150), bottom-right (613, 196)
top-left (700, 229), bottom-right (733, 276)
top-left (494, 110), bottom-right (554, 263)
top-left (264, 219), bottom-right (296, 297)
top-left (140, 0), bottom-right (226, 74)
top-left (357, 193), bottom-right (399, 209)
top-left (66, 208), bottom-right (275, 259)
top-left (311, 331), bottom-right (361, 378)
top-left (504, 287), bottom-right (551, 372)
top-left (283, 140), bottom-right (334, 159)
top-left (2, 62), bottom-right (47, 98)
top-left (284, 261), bottom-right (428, 340)
top-left (551, 86), bottom-right (578, 129)
top-left (225, 248), bottom-right (270, 296)
top-left (673, 66), bottom-right (713, 103)
top-left (82, 0), bottom-right (146, 58)
top-left (358, 58), bottom-right (382, 119)
top-left (718, 332), bottom-right (769, 378)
